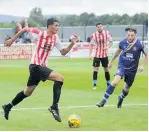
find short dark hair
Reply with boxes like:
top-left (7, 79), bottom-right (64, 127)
top-left (125, 27), bottom-right (137, 33)
top-left (96, 22), bottom-right (103, 27)
top-left (47, 18), bottom-right (59, 28)
top-left (125, 27), bottom-right (130, 32)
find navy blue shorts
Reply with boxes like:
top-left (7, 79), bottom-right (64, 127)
top-left (115, 67), bottom-right (137, 87)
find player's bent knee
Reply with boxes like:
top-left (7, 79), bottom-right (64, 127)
top-left (94, 67), bottom-right (99, 72)
top-left (24, 86), bottom-right (35, 96)
top-left (111, 75), bottom-right (121, 87)
top-left (124, 83), bottom-right (131, 91)
top-left (49, 71), bottom-right (64, 82)
top-left (104, 67), bottom-right (109, 72)
top-left (61, 76), bottom-right (64, 82)
top-left (123, 87), bottom-right (130, 92)
top-left (56, 75), bottom-right (64, 82)
top-left (111, 80), bottom-right (119, 87)
top-left (24, 90), bottom-right (32, 96)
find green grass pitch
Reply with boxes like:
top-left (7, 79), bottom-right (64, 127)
top-left (0, 58), bottom-right (148, 131)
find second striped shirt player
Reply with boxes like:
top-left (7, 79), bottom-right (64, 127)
top-left (89, 22), bottom-right (113, 90)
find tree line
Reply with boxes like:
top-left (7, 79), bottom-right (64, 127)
top-left (0, 7), bottom-right (148, 28)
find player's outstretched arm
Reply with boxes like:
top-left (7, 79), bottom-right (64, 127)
top-left (108, 48), bottom-right (121, 68)
top-left (4, 28), bottom-right (27, 46)
top-left (60, 36), bottom-right (78, 56)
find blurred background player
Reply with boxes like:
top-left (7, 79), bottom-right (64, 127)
top-left (87, 35), bottom-right (93, 43)
top-left (2, 18), bottom-right (78, 122)
top-left (89, 22), bottom-right (113, 90)
top-left (96, 28), bottom-right (148, 108)
top-left (13, 18), bottom-right (31, 43)
top-left (22, 18), bottom-right (32, 43)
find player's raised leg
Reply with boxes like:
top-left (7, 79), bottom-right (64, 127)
top-left (96, 75), bottom-right (121, 107)
top-left (2, 64), bottom-right (41, 120)
top-left (2, 85), bottom-right (37, 120)
top-left (48, 71), bottom-right (64, 122)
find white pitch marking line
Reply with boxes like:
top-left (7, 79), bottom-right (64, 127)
top-left (0, 104), bottom-right (147, 111)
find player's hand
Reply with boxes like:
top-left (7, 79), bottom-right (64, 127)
top-left (71, 35), bottom-right (79, 44)
top-left (138, 66), bottom-right (144, 72)
top-left (108, 62), bottom-right (112, 68)
top-left (4, 39), bottom-right (13, 47)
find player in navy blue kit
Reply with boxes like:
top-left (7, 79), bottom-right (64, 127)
top-left (96, 28), bottom-right (148, 108)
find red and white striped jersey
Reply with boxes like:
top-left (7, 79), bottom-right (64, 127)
top-left (27, 28), bottom-right (63, 67)
top-left (91, 30), bottom-right (112, 58)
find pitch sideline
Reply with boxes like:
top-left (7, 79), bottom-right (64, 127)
top-left (0, 103), bottom-right (147, 111)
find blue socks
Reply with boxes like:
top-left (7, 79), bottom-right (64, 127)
top-left (106, 80), bottom-right (110, 87)
top-left (119, 89), bottom-right (129, 99)
top-left (93, 80), bottom-right (97, 87)
top-left (102, 84), bottom-right (115, 104)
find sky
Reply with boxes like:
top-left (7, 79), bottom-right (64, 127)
top-left (0, 0), bottom-right (148, 17)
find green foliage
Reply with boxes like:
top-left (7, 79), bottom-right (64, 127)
top-left (0, 22), bottom-right (16, 28)
top-left (0, 7), bottom-right (148, 28)
top-left (25, 7), bottom-right (44, 27)
top-left (58, 12), bottom-right (147, 26)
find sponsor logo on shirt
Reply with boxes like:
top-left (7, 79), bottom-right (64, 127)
top-left (133, 46), bottom-right (137, 51)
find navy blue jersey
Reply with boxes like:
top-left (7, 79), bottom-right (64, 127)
top-left (118, 39), bottom-right (147, 72)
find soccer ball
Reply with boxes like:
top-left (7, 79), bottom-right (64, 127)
top-left (68, 114), bottom-right (81, 128)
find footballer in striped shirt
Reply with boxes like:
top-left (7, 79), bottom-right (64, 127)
top-left (3, 18), bottom-right (78, 122)
top-left (89, 22), bottom-right (113, 90)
